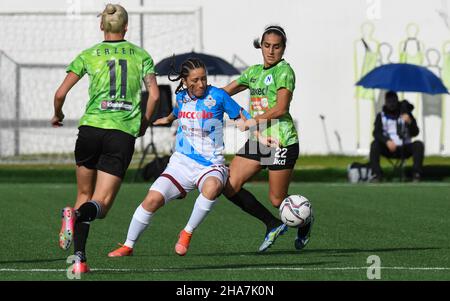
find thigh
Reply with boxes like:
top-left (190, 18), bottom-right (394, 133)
top-left (97, 129), bottom-right (136, 179)
top-left (163, 153), bottom-right (198, 193)
top-left (196, 165), bottom-right (228, 198)
top-left (403, 143), bottom-right (415, 157)
top-left (267, 143), bottom-right (299, 170)
top-left (196, 164), bottom-right (228, 191)
top-left (150, 153), bottom-right (198, 202)
top-left (224, 156), bottom-right (261, 196)
top-left (74, 126), bottom-right (103, 169)
top-left (268, 168), bottom-right (294, 207)
top-left (235, 139), bottom-right (263, 162)
top-left (145, 179), bottom-right (175, 211)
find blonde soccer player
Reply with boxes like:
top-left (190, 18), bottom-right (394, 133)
top-left (53, 4), bottom-right (159, 273)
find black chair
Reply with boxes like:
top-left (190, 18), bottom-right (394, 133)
top-left (134, 85), bottom-right (174, 181)
top-left (387, 157), bottom-right (406, 181)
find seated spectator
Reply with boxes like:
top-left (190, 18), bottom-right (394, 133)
top-left (369, 91), bottom-right (424, 182)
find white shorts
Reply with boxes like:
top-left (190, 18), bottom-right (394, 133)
top-left (150, 152), bottom-right (228, 202)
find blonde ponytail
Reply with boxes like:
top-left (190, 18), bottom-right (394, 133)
top-left (98, 4), bottom-right (128, 33)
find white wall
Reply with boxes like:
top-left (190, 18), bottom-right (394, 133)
top-left (1, 0), bottom-right (450, 155)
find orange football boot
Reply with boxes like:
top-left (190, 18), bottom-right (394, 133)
top-left (72, 261), bottom-right (90, 274)
top-left (175, 230), bottom-right (192, 256)
top-left (108, 243), bottom-right (134, 257)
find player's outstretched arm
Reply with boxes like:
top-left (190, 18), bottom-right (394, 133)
top-left (52, 72), bottom-right (80, 127)
top-left (153, 113), bottom-right (176, 126)
top-left (222, 80), bottom-right (247, 96)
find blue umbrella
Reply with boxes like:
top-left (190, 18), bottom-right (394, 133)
top-left (356, 63), bottom-right (448, 95)
top-left (155, 51), bottom-right (240, 76)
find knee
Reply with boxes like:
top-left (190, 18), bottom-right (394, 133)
top-left (224, 177), bottom-right (244, 197)
top-left (201, 178), bottom-right (223, 200)
top-left (413, 141), bottom-right (424, 153)
top-left (141, 191), bottom-right (165, 213)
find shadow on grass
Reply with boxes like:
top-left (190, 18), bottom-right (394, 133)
top-left (191, 246), bottom-right (442, 257)
top-left (0, 257), bottom-right (67, 265)
top-left (0, 248), bottom-right (441, 266)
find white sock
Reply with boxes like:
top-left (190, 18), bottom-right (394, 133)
top-left (184, 194), bottom-right (216, 233)
top-left (124, 205), bottom-right (153, 248)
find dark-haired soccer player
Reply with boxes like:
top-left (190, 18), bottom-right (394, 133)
top-left (223, 25), bottom-right (314, 252)
top-left (108, 57), bottom-right (252, 257)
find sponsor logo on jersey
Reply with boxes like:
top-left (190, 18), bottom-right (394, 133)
top-left (204, 96), bottom-right (216, 109)
top-left (264, 74), bottom-right (273, 85)
top-left (181, 125), bottom-right (212, 138)
top-left (100, 100), bottom-right (132, 111)
top-left (250, 97), bottom-right (269, 113)
top-left (178, 110), bottom-right (213, 119)
top-left (250, 87), bottom-right (268, 96)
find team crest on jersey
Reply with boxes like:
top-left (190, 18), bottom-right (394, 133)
top-left (182, 96), bottom-right (190, 103)
top-left (204, 95), bottom-right (216, 109)
top-left (182, 94), bottom-right (196, 103)
top-left (261, 97), bottom-right (269, 108)
top-left (264, 74), bottom-right (273, 85)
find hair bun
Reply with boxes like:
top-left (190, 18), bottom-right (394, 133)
top-left (105, 4), bottom-right (117, 15)
top-left (253, 38), bottom-right (261, 49)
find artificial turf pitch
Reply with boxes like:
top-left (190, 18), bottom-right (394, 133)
top-left (0, 182), bottom-right (449, 281)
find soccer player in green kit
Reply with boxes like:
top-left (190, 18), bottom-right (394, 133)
top-left (223, 25), bottom-right (314, 252)
top-left (52, 4), bottom-right (159, 273)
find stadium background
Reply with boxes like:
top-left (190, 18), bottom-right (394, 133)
top-left (0, 0), bottom-right (449, 283)
top-left (1, 0), bottom-right (450, 162)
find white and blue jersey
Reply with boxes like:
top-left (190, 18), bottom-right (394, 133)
top-left (171, 85), bottom-right (251, 166)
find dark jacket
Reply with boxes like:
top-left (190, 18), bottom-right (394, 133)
top-left (373, 100), bottom-right (420, 144)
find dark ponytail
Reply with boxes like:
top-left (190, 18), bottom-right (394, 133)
top-left (168, 57), bottom-right (206, 94)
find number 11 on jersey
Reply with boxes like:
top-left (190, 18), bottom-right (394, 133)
top-left (107, 59), bottom-right (127, 99)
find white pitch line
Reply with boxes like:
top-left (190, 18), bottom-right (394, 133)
top-left (1, 266), bottom-right (450, 273)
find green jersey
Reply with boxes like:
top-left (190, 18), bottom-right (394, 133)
top-left (236, 59), bottom-right (298, 147)
top-left (67, 40), bottom-right (155, 137)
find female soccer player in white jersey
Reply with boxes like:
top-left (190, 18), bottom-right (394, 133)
top-left (108, 58), bottom-right (251, 257)
top-left (52, 4), bottom-right (159, 273)
top-left (223, 25), bottom-right (314, 252)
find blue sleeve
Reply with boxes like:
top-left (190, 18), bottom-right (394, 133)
top-left (172, 103), bottom-right (179, 118)
top-left (171, 93), bottom-right (181, 118)
top-left (221, 90), bottom-right (251, 120)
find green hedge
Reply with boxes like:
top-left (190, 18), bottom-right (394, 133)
top-left (1, 165), bottom-right (449, 183)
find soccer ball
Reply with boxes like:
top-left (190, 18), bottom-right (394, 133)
top-left (279, 195), bottom-right (312, 227)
